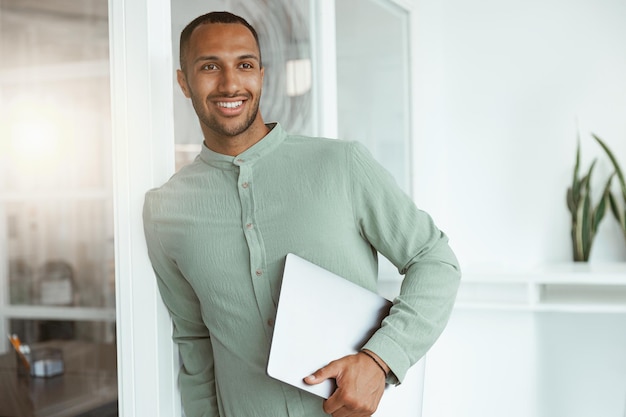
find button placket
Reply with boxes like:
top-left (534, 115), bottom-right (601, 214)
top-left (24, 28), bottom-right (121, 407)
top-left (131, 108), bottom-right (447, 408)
top-left (236, 163), bottom-right (273, 338)
top-left (238, 165), bottom-right (260, 276)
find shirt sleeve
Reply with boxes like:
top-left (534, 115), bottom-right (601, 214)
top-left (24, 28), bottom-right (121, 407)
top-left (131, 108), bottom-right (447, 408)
top-left (347, 141), bottom-right (462, 385)
top-left (143, 196), bottom-right (220, 417)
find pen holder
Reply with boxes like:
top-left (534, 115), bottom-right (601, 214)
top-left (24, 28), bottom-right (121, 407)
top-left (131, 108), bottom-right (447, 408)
top-left (29, 347), bottom-right (64, 378)
top-left (15, 349), bottom-right (32, 378)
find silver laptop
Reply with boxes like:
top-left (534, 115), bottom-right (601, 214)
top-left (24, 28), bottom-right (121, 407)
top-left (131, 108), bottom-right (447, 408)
top-left (267, 253), bottom-right (392, 399)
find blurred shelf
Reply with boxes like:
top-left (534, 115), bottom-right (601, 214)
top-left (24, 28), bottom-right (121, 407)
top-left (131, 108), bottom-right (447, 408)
top-left (457, 263), bottom-right (626, 312)
top-left (0, 305), bottom-right (116, 322)
top-left (0, 60), bottom-right (109, 84)
top-left (378, 263), bottom-right (626, 312)
top-left (0, 189), bottom-right (109, 201)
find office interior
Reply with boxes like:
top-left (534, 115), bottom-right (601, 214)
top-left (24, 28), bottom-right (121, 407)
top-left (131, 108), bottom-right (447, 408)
top-left (0, 0), bottom-right (625, 416)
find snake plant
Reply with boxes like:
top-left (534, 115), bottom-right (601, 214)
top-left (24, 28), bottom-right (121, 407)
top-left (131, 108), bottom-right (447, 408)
top-left (593, 134), bottom-right (626, 242)
top-left (566, 138), bottom-right (612, 261)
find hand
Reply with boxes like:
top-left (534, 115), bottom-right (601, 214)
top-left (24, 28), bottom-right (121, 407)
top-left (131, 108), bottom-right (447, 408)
top-left (303, 351), bottom-right (388, 417)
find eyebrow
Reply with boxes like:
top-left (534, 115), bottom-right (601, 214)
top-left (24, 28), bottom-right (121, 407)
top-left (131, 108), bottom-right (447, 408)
top-left (194, 54), bottom-right (260, 65)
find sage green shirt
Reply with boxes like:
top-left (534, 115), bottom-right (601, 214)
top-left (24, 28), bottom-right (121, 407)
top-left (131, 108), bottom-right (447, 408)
top-left (143, 123), bottom-right (460, 417)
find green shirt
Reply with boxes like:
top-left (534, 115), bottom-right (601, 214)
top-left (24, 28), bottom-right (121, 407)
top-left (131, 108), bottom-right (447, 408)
top-left (143, 123), bottom-right (460, 417)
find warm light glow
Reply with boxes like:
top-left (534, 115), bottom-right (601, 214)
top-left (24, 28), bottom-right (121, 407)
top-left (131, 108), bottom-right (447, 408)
top-left (1, 97), bottom-right (73, 186)
top-left (11, 118), bottom-right (61, 159)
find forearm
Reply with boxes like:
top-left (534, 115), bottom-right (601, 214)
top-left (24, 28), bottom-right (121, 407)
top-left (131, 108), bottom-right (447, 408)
top-left (360, 349), bottom-right (391, 376)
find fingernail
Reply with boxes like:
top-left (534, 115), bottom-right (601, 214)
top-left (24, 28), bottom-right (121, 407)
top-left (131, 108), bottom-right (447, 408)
top-left (305, 375), bottom-right (315, 381)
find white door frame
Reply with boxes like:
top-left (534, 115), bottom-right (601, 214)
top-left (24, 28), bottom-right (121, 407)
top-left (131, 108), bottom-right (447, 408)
top-left (109, 0), bottom-right (181, 415)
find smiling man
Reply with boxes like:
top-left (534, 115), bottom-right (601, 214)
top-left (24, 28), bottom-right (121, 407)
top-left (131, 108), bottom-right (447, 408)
top-left (176, 17), bottom-right (268, 154)
top-left (143, 11), bottom-right (461, 417)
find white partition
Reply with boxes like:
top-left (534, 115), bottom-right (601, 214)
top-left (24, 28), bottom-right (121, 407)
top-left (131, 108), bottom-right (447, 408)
top-left (109, 0), bottom-right (181, 416)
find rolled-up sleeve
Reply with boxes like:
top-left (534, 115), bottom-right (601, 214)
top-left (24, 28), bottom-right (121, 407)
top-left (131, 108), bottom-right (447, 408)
top-left (348, 142), bottom-right (461, 384)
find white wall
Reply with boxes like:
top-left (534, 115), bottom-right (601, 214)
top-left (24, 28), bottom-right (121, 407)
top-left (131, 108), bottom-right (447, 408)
top-left (412, 0), bottom-right (626, 268)
top-left (412, 1), bottom-right (626, 416)
top-left (422, 309), bottom-right (626, 417)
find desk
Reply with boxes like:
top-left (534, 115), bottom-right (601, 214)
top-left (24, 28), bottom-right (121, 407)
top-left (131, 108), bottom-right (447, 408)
top-left (0, 341), bottom-right (117, 417)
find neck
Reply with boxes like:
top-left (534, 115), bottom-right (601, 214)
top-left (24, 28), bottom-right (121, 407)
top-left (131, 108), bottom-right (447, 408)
top-left (202, 120), bottom-right (270, 156)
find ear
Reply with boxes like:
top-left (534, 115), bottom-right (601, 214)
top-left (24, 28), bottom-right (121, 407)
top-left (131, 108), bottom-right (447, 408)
top-left (177, 69), bottom-right (191, 98)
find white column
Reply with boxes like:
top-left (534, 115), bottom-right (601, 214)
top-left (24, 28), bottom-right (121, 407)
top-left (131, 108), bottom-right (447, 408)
top-left (0, 202), bottom-right (7, 353)
top-left (109, 0), bottom-right (181, 416)
top-left (311, 0), bottom-right (338, 138)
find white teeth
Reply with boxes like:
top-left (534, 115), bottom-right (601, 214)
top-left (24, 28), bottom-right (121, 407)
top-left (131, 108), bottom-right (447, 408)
top-left (217, 101), bottom-right (243, 108)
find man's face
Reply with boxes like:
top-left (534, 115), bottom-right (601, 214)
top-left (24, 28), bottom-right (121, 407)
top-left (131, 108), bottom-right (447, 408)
top-left (177, 23), bottom-right (264, 140)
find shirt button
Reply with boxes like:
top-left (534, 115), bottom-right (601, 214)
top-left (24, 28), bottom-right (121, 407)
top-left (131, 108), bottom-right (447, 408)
top-left (267, 318), bottom-right (275, 327)
top-left (246, 223), bottom-right (254, 230)
top-left (236, 158), bottom-right (245, 164)
top-left (255, 269), bottom-right (263, 277)
top-left (241, 182), bottom-right (249, 189)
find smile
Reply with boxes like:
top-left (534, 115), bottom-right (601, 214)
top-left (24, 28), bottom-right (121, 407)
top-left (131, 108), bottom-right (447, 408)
top-left (217, 101), bottom-right (243, 109)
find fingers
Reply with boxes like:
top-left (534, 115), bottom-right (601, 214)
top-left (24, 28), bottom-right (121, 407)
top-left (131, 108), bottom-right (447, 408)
top-left (304, 353), bottom-right (386, 417)
top-left (324, 386), bottom-right (378, 417)
top-left (303, 360), bottom-right (341, 386)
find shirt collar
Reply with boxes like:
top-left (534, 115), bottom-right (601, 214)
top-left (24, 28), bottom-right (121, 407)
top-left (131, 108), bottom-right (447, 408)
top-left (198, 122), bottom-right (285, 169)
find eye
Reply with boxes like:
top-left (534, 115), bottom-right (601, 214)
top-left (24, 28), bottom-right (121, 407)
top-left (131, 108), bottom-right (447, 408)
top-left (239, 62), bottom-right (254, 69)
top-left (201, 63), bottom-right (218, 71)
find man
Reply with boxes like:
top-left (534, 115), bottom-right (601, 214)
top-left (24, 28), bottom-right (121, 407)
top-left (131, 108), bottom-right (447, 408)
top-left (143, 11), bottom-right (460, 417)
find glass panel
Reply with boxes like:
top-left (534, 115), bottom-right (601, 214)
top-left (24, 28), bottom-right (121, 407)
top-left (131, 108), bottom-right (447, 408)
top-left (0, 0), bottom-right (116, 416)
top-left (171, 0), bottom-right (314, 170)
top-left (5, 200), bottom-right (115, 309)
top-left (0, 1), bottom-right (114, 307)
top-left (335, 0), bottom-right (411, 192)
top-left (336, 0), bottom-right (411, 281)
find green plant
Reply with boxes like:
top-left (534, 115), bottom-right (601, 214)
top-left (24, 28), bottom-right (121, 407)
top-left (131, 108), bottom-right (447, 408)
top-left (566, 138), bottom-right (613, 261)
top-left (593, 133), bottom-right (626, 241)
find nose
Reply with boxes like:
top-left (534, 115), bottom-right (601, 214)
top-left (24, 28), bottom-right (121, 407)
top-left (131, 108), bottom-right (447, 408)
top-left (218, 67), bottom-right (240, 94)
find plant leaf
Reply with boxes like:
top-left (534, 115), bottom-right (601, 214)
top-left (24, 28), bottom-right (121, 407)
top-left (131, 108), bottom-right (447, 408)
top-left (574, 188), bottom-right (586, 260)
top-left (592, 174), bottom-right (613, 233)
top-left (566, 188), bottom-right (577, 213)
top-left (572, 137), bottom-right (582, 196)
top-left (581, 180), bottom-right (593, 260)
top-left (608, 192), bottom-right (623, 224)
top-left (593, 133), bottom-right (626, 198)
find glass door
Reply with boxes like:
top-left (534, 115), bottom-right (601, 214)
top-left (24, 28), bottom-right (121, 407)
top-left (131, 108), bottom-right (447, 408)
top-left (335, 2), bottom-right (424, 415)
top-left (336, 0), bottom-right (412, 194)
top-left (336, 0), bottom-right (413, 283)
top-left (0, 0), bottom-right (117, 415)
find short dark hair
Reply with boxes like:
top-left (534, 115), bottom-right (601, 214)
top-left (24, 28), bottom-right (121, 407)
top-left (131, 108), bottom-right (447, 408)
top-left (179, 11), bottom-right (262, 73)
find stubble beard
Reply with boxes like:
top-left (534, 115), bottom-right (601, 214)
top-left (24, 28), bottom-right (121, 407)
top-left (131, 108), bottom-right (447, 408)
top-left (194, 93), bottom-right (262, 139)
